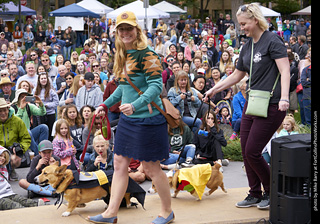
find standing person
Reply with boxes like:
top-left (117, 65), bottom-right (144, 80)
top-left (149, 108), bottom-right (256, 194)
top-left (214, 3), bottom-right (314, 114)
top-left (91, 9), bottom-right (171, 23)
top-left (88, 11), bottom-right (174, 224)
top-left (204, 3), bottom-right (290, 210)
top-left (33, 72), bottom-right (59, 141)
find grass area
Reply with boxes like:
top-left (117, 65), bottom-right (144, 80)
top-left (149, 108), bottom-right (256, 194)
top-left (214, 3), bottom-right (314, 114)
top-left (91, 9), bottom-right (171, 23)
top-left (222, 109), bottom-right (311, 162)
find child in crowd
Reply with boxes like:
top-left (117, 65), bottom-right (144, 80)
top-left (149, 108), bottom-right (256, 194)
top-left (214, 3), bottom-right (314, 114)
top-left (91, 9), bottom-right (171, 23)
top-left (261, 115), bottom-right (299, 164)
top-left (278, 114), bottom-right (299, 137)
top-left (19, 140), bottom-right (60, 198)
top-left (217, 105), bottom-right (232, 126)
top-left (85, 132), bottom-right (113, 172)
top-left (52, 119), bottom-right (79, 171)
top-left (160, 118), bottom-right (195, 170)
top-left (0, 146), bottom-right (45, 210)
top-left (193, 109), bottom-right (227, 170)
top-left (64, 104), bottom-right (84, 159)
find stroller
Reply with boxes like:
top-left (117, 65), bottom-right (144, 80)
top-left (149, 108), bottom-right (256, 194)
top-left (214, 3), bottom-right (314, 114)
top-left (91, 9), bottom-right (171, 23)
top-left (216, 100), bottom-right (233, 139)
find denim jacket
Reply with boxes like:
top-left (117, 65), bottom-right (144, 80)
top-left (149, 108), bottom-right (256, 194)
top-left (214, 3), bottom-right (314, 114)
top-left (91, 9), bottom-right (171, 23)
top-left (167, 87), bottom-right (201, 118)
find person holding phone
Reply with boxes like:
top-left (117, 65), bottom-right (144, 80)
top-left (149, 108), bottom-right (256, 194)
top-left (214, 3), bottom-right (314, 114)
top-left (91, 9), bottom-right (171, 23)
top-left (12, 88), bottom-right (48, 156)
top-left (0, 77), bottom-right (16, 102)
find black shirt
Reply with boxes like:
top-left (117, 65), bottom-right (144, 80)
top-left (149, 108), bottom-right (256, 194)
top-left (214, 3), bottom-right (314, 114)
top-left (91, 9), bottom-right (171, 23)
top-left (236, 31), bottom-right (287, 104)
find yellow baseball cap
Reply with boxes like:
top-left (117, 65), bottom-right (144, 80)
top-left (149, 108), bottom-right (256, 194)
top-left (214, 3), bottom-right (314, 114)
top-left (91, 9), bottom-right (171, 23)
top-left (116, 11), bottom-right (138, 28)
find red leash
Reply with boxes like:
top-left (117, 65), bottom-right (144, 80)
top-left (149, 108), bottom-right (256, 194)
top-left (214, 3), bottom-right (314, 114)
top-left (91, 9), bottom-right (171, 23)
top-left (79, 110), bottom-right (111, 168)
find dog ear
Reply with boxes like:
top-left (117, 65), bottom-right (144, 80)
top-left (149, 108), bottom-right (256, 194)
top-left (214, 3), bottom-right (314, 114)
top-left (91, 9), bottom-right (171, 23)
top-left (53, 161), bottom-right (59, 166)
top-left (55, 164), bottom-right (68, 175)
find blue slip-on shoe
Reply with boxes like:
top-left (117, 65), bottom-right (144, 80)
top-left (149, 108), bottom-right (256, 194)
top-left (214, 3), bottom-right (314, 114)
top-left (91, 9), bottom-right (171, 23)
top-left (151, 211), bottom-right (175, 224)
top-left (87, 214), bottom-right (117, 224)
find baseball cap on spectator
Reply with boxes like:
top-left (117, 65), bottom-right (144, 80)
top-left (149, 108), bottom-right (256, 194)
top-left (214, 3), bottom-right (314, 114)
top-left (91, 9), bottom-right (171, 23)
top-left (84, 72), bottom-right (95, 81)
top-left (197, 68), bottom-right (206, 75)
top-left (38, 140), bottom-right (53, 152)
top-left (50, 34), bottom-right (55, 39)
top-left (205, 17), bottom-right (210, 20)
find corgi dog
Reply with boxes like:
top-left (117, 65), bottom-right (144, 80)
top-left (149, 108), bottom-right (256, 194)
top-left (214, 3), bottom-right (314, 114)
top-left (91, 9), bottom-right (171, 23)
top-left (36, 162), bottom-right (134, 217)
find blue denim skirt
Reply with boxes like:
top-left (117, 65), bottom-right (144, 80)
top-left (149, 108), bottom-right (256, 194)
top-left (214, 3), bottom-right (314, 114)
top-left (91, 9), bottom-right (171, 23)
top-left (114, 113), bottom-right (169, 162)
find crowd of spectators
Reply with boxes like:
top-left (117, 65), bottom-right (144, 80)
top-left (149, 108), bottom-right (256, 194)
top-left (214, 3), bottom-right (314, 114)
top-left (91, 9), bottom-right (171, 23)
top-left (0, 12), bottom-right (311, 204)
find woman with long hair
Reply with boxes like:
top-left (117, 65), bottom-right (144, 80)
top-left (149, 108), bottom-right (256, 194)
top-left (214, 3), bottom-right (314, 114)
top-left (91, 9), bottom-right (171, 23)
top-left (34, 72), bottom-right (59, 141)
top-left (89, 11), bottom-right (174, 224)
top-left (167, 70), bottom-right (202, 133)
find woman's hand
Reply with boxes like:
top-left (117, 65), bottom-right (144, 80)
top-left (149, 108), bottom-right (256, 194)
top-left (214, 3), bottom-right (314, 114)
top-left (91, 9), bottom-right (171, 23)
top-left (278, 100), bottom-right (289, 111)
top-left (19, 96), bottom-right (28, 109)
top-left (95, 106), bottom-right (106, 116)
top-left (119, 103), bottom-right (133, 116)
top-left (34, 95), bottom-right (43, 106)
top-left (203, 87), bottom-right (216, 102)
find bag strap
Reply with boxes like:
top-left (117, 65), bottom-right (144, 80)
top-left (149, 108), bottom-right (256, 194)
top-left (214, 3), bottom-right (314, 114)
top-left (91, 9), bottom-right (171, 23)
top-left (123, 66), bottom-right (168, 119)
top-left (248, 40), bottom-right (280, 97)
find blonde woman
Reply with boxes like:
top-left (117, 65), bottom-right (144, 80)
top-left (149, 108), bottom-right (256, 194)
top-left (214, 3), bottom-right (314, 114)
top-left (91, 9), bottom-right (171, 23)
top-left (204, 3), bottom-right (290, 209)
top-left (8, 41), bottom-right (23, 62)
top-left (90, 11), bottom-right (174, 224)
top-left (154, 36), bottom-right (165, 57)
top-left (70, 51), bottom-right (79, 72)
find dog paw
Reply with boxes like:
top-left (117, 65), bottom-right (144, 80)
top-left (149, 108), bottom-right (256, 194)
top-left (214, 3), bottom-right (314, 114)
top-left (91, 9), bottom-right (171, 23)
top-left (204, 192), bottom-right (210, 196)
top-left (62, 211), bottom-right (71, 217)
top-left (171, 193), bottom-right (177, 198)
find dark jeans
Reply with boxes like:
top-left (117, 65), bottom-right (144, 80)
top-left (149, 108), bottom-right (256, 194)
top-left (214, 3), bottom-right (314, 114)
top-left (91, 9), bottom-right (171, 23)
top-left (240, 102), bottom-right (285, 198)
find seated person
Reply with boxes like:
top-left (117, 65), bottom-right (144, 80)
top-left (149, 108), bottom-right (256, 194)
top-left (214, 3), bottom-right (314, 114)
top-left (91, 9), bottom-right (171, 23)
top-left (128, 159), bottom-right (149, 184)
top-left (230, 77), bottom-right (247, 140)
top-left (161, 118), bottom-right (195, 169)
top-left (81, 114), bottom-right (114, 166)
top-left (0, 98), bottom-right (31, 180)
top-left (193, 110), bottom-right (227, 170)
top-left (0, 146), bottom-right (45, 210)
top-left (85, 133), bottom-right (113, 172)
top-left (167, 70), bottom-right (201, 133)
top-left (12, 88), bottom-right (49, 155)
top-left (217, 105), bottom-right (232, 126)
top-left (19, 140), bottom-right (60, 198)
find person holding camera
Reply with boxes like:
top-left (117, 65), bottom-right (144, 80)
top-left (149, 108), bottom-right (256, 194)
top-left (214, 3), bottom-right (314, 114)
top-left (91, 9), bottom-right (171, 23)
top-left (167, 70), bottom-right (201, 133)
top-left (11, 88), bottom-right (49, 156)
top-left (0, 98), bottom-right (31, 180)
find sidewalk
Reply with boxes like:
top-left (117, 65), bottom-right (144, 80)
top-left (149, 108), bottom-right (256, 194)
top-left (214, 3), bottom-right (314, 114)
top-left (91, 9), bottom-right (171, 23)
top-left (1, 187), bottom-right (268, 224)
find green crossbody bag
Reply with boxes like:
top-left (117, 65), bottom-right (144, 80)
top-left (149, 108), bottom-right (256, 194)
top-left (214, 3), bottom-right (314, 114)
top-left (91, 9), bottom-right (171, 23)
top-left (245, 41), bottom-right (280, 118)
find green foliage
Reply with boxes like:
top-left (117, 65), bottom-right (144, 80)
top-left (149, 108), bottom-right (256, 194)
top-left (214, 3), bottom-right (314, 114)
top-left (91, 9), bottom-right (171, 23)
top-left (222, 139), bottom-right (243, 161)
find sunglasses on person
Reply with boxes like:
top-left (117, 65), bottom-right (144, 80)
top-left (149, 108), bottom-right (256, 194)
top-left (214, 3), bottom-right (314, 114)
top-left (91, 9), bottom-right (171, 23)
top-left (30, 54), bottom-right (37, 57)
top-left (92, 64), bottom-right (99, 68)
top-left (41, 59), bottom-right (49, 62)
top-left (167, 58), bottom-right (174, 63)
top-left (239, 4), bottom-right (253, 13)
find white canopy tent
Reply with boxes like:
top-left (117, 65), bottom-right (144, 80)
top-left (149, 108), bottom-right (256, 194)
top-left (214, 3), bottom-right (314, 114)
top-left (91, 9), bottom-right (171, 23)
top-left (106, 0), bottom-right (170, 31)
top-left (77, 0), bottom-right (114, 16)
top-left (291, 6), bottom-right (311, 16)
top-left (259, 5), bottom-right (281, 17)
top-left (152, 1), bottom-right (187, 15)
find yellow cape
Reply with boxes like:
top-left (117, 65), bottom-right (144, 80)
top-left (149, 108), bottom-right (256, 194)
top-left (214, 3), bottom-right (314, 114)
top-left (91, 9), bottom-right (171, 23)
top-left (178, 163), bottom-right (212, 200)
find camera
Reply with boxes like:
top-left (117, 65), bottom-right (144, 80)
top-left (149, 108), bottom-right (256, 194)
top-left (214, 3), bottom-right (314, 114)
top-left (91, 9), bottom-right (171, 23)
top-left (179, 91), bottom-right (192, 102)
top-left (8, 142), bottom-right (24, 158)
top-left (198, 129), bottom-right (208, 137)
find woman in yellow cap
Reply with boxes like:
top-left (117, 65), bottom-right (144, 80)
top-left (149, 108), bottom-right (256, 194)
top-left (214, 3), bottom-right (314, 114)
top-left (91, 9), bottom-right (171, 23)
top-left (88, 11), bottom-right (174, 224)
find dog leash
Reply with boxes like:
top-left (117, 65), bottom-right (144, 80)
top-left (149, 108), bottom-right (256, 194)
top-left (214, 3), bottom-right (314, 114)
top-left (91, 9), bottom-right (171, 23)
top-left (79, 110), bottom-right (112, 172)
top-left (175, 95), bottom-right (211, 165)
